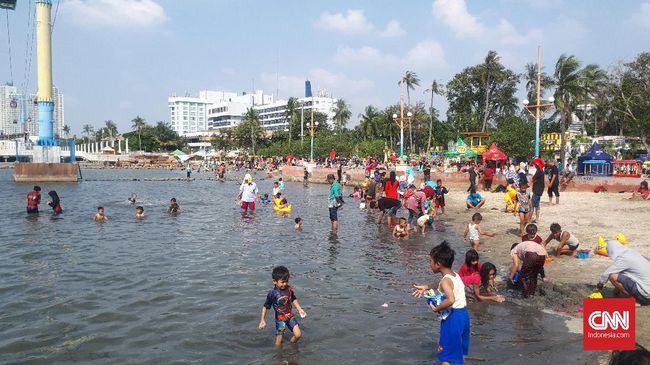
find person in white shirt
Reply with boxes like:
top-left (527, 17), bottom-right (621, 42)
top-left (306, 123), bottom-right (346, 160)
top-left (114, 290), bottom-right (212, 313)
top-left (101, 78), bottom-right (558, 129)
top-left (238, 174), bottom-right (259, 214)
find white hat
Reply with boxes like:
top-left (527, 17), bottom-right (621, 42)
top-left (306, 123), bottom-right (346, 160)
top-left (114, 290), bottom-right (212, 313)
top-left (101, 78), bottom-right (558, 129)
top-left (244, 173), bottom-right (253, 182)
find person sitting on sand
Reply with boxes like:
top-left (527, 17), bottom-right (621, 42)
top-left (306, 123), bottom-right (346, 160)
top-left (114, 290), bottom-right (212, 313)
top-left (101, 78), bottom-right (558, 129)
top-left (392, 217), bottom-right (410, 239)
top-left (128, 193), bottom-right (137, 205)
top-left (168, 198), bottom-right (180, 213)
top-left (294, 217), bottom-right (303, 231)
top-left (465, 262), bottom-right (506, 303)
top-left (597, 240), bottom-right (650, 306)
top-left (463, 213), bottom-right (495, 250)
top-left (135, 206), bottom-right (145, 219)
top-left (94, 207), bottom-right (107, 222)
top-left (628, 180), bottom-right (649, 200)
top-left (466, 188), bottom-right (485, 209)
top-left (543, 223), bottom-right (579, 257)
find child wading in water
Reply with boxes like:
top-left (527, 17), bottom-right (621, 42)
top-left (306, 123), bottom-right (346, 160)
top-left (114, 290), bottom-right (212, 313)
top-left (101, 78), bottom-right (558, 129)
top-left (94, 207), bottom-right (107, 222)
top-left (259, 266), bottom-right (307, 347)
top-left (135, 206), bottom-right (145, 219)
top-left (47, 190), bottom-right (62, 215)
top-left (393, 217), bottom-right (411, 238)
top-left (167, 198), bottom-right (180, 213)
top-left (294, 217), bottom-right (303, 230)
top-left (463, 213), bottom-right (495, 250)
top-left (412, 241), bottom-right (470, 365)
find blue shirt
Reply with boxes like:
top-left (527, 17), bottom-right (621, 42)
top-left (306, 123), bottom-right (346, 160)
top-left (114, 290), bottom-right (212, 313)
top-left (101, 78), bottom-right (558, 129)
top-left (466, 193), bottom-right (482, 205)
top-left (264, 286), bottom-right (296, 319)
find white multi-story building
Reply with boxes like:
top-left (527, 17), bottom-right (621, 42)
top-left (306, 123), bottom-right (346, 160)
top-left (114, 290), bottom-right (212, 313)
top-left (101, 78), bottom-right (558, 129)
top-left (0, 84), bottom-right (65, 138)
top-left (255, 95), bottom-right (337, 131)
top-left (169, 90), bottom-right (272, 136)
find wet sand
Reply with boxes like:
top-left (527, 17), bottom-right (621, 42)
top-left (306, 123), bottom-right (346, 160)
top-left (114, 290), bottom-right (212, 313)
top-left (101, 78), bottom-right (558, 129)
top-left (439, 187), bottom-right (650, 358)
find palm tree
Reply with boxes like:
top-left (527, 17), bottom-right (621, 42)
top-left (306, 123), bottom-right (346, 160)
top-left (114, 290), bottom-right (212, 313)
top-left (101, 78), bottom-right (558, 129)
top-left (82, 124), bottom-right (94, 143)
top-left (424, 80), bottom-right (445, 151)
top-left (131, 116), bottom-right (146, 151)
top-left (358, 105), bottom-right (379, 141)
top-left (580, 64), bottom-right (608, 134)
top-left (332, 99), bottom-right (351, 130)
top-left (62, 125), bottom-right (70, 139)
top-left (104, 120), bottom-right (118, 139)
top-left (553, 54), bottom-right (603, 163)
top-left (239, 107), bottom-right (262, 156)
top-left (284, 97), bottom-right (298, 144)
top-left (400, 70), bottom-right (420, 105)
top-left (479, 51), bottom-right (504, 132)
top-left (524, 63), bottom-right (554, 104)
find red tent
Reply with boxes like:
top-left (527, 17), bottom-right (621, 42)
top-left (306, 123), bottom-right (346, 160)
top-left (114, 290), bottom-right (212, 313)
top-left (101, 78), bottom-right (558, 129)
top-left (482, 143), bottom-right (507, 161)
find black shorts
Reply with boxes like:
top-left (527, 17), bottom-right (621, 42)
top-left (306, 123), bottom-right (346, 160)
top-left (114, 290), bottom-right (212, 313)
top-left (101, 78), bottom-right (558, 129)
top-left (618, 274), bottom-right (650, 305)
top-left (547, 185), bottom-right (560, 197)
top-left (27, 208), bottom-right (39, 214)
top-left (329, 207), bottom-right (339, 221)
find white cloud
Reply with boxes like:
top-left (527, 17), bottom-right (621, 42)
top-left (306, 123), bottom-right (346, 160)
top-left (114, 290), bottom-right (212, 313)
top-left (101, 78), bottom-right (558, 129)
top-left (315, 9), bottom-right (373, 34)
top-left (404, 40), bottom-right (447, 68)
top-left (315, 9), bottom-right (406, 37)
top-left (62, 0), bottom-right (168, 29)
top-left (378, 20), bottom-right (406, 37)
top-left (634, 2), bottom-right (650, 28)
top-left (333, 41), bottom-right (446, 69)
top-left (432, 0), bottom-right (540, 45)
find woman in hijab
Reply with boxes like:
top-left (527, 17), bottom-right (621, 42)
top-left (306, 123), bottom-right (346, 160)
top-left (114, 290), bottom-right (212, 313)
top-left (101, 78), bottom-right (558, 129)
top-left (48, 190), bottom-right (63, 215)
top-left (598, 240), bottom-right (650, 306)
top-left (238, 173), bottom-right (259, 215)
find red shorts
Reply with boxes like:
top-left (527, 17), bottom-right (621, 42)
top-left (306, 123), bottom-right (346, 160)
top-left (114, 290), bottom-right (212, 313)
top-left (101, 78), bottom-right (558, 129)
top-left (435, 201), bottom-right (445, 208)
top-left (241, 201), bottom-right (256, 211)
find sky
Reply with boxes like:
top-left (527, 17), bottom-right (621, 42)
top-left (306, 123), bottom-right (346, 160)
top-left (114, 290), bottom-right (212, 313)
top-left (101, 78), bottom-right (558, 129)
top-left (1, 0), bottom-right (649, 135)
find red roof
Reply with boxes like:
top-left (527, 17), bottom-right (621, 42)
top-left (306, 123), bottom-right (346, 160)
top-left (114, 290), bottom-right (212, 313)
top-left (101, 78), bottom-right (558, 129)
top-left (482, 143), bottom-right (507, 161)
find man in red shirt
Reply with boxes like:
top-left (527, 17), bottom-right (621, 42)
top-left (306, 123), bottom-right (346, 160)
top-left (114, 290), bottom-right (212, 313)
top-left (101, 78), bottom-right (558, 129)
top-left (482, 164), bottom-right (494, 192)
top-left (26, 186), bottom-right (41, 214)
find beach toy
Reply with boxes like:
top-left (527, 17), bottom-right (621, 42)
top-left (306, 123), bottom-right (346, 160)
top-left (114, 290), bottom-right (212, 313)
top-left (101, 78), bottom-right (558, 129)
top-left (615, 233), bottom-right (629, 245)
top-left (544, 256), bottom-right (553, 265)
top-left (424, 289), bottom-right (450, 320)
top-left (274, 204), bottom-right (292, 214)
top-left (576, 249), bottom-right (591, 259)
top-left (588, 291), bottom-right (603, 299)
top-left (512, 271), bottom-right (520, 284)
top-left (595, 236), bottom-right (608, 256)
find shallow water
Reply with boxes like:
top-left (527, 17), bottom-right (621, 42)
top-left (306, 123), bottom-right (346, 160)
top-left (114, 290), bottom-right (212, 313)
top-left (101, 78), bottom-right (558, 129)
top-left (0, 168), bottom-right (589, 364)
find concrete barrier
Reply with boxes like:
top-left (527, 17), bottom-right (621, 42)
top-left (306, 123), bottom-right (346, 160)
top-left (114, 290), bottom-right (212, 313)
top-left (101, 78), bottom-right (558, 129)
top-left (14, 162), bottom-right (79, 182)
top-left (280, 166), bottom-right (645, 192)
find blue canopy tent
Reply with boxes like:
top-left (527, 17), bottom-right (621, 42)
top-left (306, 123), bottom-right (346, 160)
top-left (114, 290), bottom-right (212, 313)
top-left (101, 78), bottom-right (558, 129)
top-left (577, 143), bottom-right (613, 176)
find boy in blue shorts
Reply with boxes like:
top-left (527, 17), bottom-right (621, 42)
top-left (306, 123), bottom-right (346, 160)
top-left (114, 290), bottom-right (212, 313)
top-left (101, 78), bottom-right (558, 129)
top-left (258, 266), bottom-right (307, 347)
top-left (413, 241), bottom-right (470, 365)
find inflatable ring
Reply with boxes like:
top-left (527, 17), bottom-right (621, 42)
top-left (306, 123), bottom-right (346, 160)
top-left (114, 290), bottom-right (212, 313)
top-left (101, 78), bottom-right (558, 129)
top-left (274, 204), bottom-right (292, 214)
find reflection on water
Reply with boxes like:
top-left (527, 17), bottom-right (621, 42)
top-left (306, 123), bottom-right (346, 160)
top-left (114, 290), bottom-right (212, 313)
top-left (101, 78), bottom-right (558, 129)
top-left (0, 169), bottom-right (584, 364)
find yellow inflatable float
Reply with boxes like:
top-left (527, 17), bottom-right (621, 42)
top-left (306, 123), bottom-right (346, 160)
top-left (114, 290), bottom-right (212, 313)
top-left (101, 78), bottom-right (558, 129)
top-left (274, 204), bottom-right (292, 214)
top-left (503, 185), bottom-right (518, 212)
top-left (595, 234), bottom-right (629, 256)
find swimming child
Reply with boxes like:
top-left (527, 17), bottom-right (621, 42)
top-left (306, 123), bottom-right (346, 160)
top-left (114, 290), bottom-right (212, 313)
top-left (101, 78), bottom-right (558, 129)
top-left (258, 266), bottom-right (307, 347)
top-left (168, 198), bottom-right (180, 213)
top-left (463, 213), bottom-right (495, 250)
top-left (516, 183), bottom-right (532, 236)
top-left (393, 217), bottom-right (411, 238)
top-left (128, 193), bottom-right (137, 205)
top-left (294, 217), bottom-right (303, 230)
top-left (273, 182), bottom-right (281, 197)
top-left (349, 186), bottom-right (361, 198)
top-left (261, 194), bottom-right (271, 205)
top-left (47, 190), bottom-right (62, 215)
top-left (94, 207), bottom-right (107, 222)
top-left (417, 207), bottom-right (436, 234)
top-left (465, 262), bottom-right (506, 303)
top-left (434, 180), bottom-right (449, 215)
top-left (543, 223), bottom-right (580, 257)
top-left (458, 249), bottom-right (481, 286)
top-left (412, 241), bottom-right (470, 365)
top-left (278, 178), bottom-right (285, 190)
top-left (135, 206), bottom-right (145, 219)
top-left (279, 198), bottom-right (289, 209)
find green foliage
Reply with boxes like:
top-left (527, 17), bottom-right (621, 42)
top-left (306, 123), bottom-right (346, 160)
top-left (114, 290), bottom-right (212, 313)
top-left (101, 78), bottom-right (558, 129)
top-left (332, 98), bottom-right (352, 130)
top-left (491, 116), bottom-right (535, 158)
top-left (122, 121), bottom-right (185, 152)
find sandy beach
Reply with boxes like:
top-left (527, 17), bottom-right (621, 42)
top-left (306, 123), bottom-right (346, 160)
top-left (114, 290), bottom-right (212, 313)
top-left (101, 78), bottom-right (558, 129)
top-left (437, 187), bottom-right (650, 355)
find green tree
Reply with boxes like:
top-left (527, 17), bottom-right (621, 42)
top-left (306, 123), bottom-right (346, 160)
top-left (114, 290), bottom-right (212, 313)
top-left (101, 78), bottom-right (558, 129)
top-left (523, 62), bottom-right (554, 104)
top-left (104, 120), bottom-right (118, 138)
top-left (446, 51), bottom-right (519, 132)
top-left (400, 70), bottom-right (420, 105)
top-left (424, 80), bottom-right (445, 151)
top-left (131, 115), bottom-right (146, 151)
top-left (284, 97), bottom-right (298, 144)
top-left (235, 108), bottom-right (263, 155)
top-left (332, 98), bottom-right (351, 130)
top-left (356, 105), bottom-right (380, 141)
top-left (491, 116), bottom-right (535, 158)
top-left (62, 125), bottom-right (70, 139)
